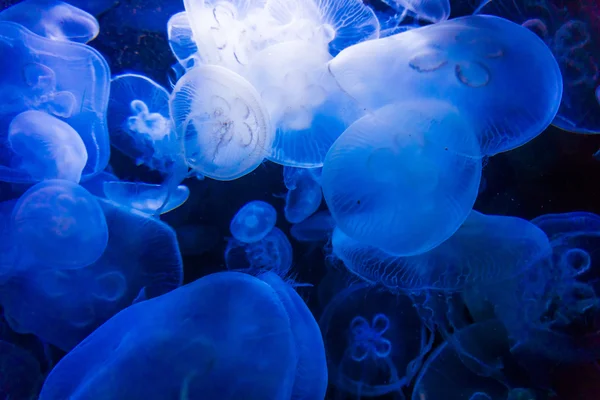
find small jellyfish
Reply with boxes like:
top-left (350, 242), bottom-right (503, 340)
top-left (229, 200), bottom-right (277, 243)
top-left (322, 98), bottom-right (482, 256)
top-left (167, 12), bottom-right (198, 70)
top-left (103, 181), bottom-right (190, 215)
top-left (108, 74), bottom-right (178, 174)
top-left (170, 65), bottom-right (273, 180)
top-left (385, 0), bottom-right (451, 23)
top-left (284, 167), bottom-right (322, 224)
top-left (0, 0), bottom-right (100, 43)
top-left (8, 110), bottom-right (88, 183)
top-left (11, 179), bottom-right (108, 270)
top-left (290, 210), bottom-right (335, 242)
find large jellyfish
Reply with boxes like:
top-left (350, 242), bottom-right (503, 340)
top-left (229, 200), bottom-right (277, 243)
top-left (319, 283), bottom-right (431, 397)
top-left (0, 0), bottom-right (100, 43)
top-left (103, 181), bottom-right (190, 216)
top-left (11, 179), bottom-right (108, 270)
top-left (108, 74), bottom-right (178, 174)
top-left (38, 272), bottom-right (321, 399)
top-left (0, 21), bottom-right (110, 183)
top-left (7, 110), bottom-right (88, 183)
top-left (0, 198), bottom-right (183, 351)
top-left (170, 65), bottom-right (273, 181)
top-left (328, 14), bottom-right (563, 156)
top-left (322, 98), bottom-right (482, 256)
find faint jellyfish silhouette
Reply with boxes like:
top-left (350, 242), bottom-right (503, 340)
top-left (229, 200), bottom-right (277, 243)
top-left (283, 167), bottom-right (322, 224)
top-left (290, 210), bottom-right (335, 242)
top-left (384, 0), bottom-right (451, 23)
top-left (103, 181), bottom-right (190, 215)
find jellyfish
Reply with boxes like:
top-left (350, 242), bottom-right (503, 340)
top-left (332, 211), bottom-right (552, 293)
top-left (283, 167), bottom-right (322, 223)
top-left (225, 227), bottom-right (293, 277)
top-left (80, 170), bottom-right (118, 198)
top-left (108, 74), bottom-right (178, 174)
top-left (328, 15), bottom-right (563, 156)
top-left (229, 200), bottom-right (277, 243)
top-left (384, 0), bottom-right (451, 23)
top-left (103, 181), bottom-right (190, 215)
top-left (167, 12), bottom-right (198, 70)
top-left (319, 283), bottom-right (431, 397)
top-left (170, 65), bottom-right (273, 181)
top-left (7, 110), bottom-right (88, 183)
top-left (10, 179), bottom-right (108, 270)
top-left (38, 272), bottom-right (303, 399)
top-left (0, 21), bottom-right (110, 182)
top-left (290, 210), bottom-right (335, 242)
top-left (0, 198), bottom-right (183, 351)
top-left (0, 340), bottom-right (43, 400)
top-left (322, 98), bottom-right (482, 256)
top-left (0, 0), bottom-right (100, 43)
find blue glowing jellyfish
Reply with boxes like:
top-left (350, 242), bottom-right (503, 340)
top-left (322, 98), bottom-right (482, 256)
top-left (11, 179), bottom-right (108, 270)
top-left (0, 0), bottom-right (99, 43)
top-left (290, 210), bottom-right (335, 242)
top-left (0, 21), bottom-right (110, 183)
top-left (283, 167), bottom-right (322, 224)
top-left (167, 12), bottom-right (198, 70)
top-left (103, 181), bottom-right (190, 215)
top-left (328, 15), bottom-right (563, 156)
top-left (229, 200), bottom-right (277, 243)
top-left (384, 0), bottom-right (451, 23)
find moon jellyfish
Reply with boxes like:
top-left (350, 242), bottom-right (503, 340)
top-left (38, 272), bottom-right (301, 399)
top-left (0, 0), bottom-right (100, 43)
top-left (385, 0), bottom-right (451, 23)
top-left (0, 340), bottom-right (43, 400)
top-left (7, 110), bottom-right (88, 183)
top-left (322, 98), bottom-right (482, 256)
top-left (108, 74), bottom-right (178, 173)
top-left (103, 181), bottom-right (190, 215)
top-left (328, 15), bottom-right (563, 156)
top-left (332, 211), bottom-right (551, 292)
top-left (170, 65), bottom-right (273, 180)
top-left (284, 167), bottom-right (322, 224)
top-left (167, 12), bottom-right (198, 70)
top-left (246, 40), bottom-right (362, 167)
top-left (290, 210), bottom-right (335, 242)
top-left (0, 198), bottom-right (183, 351)
top-left (229, 200), bottom-right (277, 243)
top-left (0, 21), bottom-right (110, 182)
top-left (225, 227), bottom-right (293, 277)
top-left (319, 283), bottom-right (430, 397)
top-left (11, 179), bottom-right (108, 270)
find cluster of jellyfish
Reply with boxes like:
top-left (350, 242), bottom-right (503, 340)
top-left (0, 0), bottom-right (599, 398)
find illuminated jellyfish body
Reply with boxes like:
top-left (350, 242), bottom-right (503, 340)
top-left (108, 74), bottom-right (178, 174)
top-left (8, 110), bottom-right (88, 183)
top-left (0, 0), bottom-right (99, 43)
top-left (167, 12), bottom-right (198, 70)
top-left (103, 181), bottom-right (190, 216)
top-left (412, 324), bottom-right (509, 400)
top-left (11, 179), bottom-right (108, 270)
top-left (283, 167), bottom-right (322, 223)
top-left (322, 98), bottom-right (482, 256)
top-left (258, 271), bottom-right (328, 399)
top-left (319, 283), bottom-right (430, 397)
top-left (0, 340), bottom-right (43, 400)
top-left (0, 22), bottom-right (110, 183)
top-left (38, 272), bottom-right (321, 399)
top-left (332, 210), bottom-right (551, 292)
top-left (0, 198), bottom-right (183, 351)
top-left (229, 200), bottom-right (277, 243)
top-left (246, 40), bottom-right (363, 167)
top-left (290, 210), bottom-right (335, 242)
top-left (328, 15), bottom-right (563, 156)
top-left (478, 0), bottom-right (600, 133)
top-left (170, 65), bottom-right (273, 181)
top-left (383, 0), bottom-right (451, 23)
top-left (224, 227), bottom-right (293, 277)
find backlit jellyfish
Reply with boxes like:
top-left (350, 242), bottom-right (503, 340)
top-left (0, 21), bottom-right (110, 182)
top-left (11, 179), bottom-right (108, 270)
top-left (284, 167), bottom-right (322, 223)
top-left (225, 227), bottom-right (293, 277)
top-left (0, 198), bottom-right (183, 351)
top-left (384, 0), bottom-right (451, 23)
top-left (108, 74), bottom-right (178, 174)
top-left (290, 210), bottom-right (335, 242)
top-left (477, 0), bottom-right (600, 134)
top-left (38, 272), bottom-right (301, 399)
top-left (322, 98), bottom-right (482, 256)
top-left (170, 65), bottom-right (273, 180)
top-left (8, 110), bottom-right (88, 183)
top-left (0, 0), bottom-right (100, 43)
top-left (167, 12), bottom-right (198, 70)
top-left (246, 40), bottom-right (362, 167)
top-left (229, 200), bottom-right (277, 243)
top-left (103, 181), bottom-right (190, 215)
top-left (0, 340), bottom-right (43, 400)
top-left (319, 283), bottom-right (430, 397)
top-left (328, 15), bottom-right (563, 156)
top-left (332, 211), bottom-right (551, 292)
